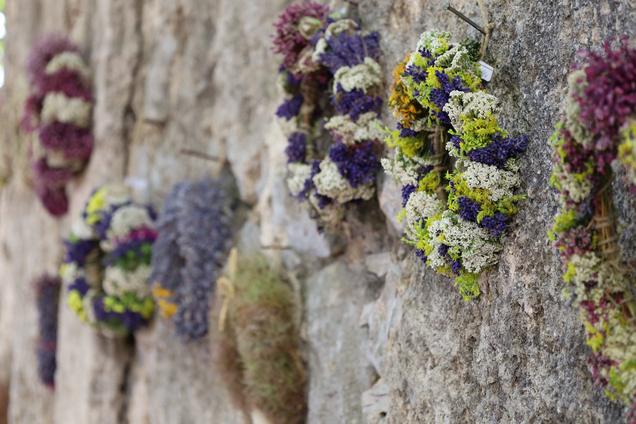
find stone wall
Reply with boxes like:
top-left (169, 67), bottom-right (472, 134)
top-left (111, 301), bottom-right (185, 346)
top-left (0, 0), bottom-right (633, 423)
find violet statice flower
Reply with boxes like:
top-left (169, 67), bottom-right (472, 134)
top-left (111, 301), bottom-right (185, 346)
top-left (415, 249), bottom-right (427, 264)
top-left (450, 135), bottom-right (462, 150)
top-left (401, 184), bottom-right (416, 207)
top-left (451, 260), bottom-right (462, 276)
top-left (272, 2), bottom-right (329, 70)
top-left (458, 196), bottom-right (480, 222)
top-left (276, 95), bottom-right (303, 120)
top-left (35, 275), bottom-right (61, 388)
top-left (318, 31), bottom-right (380, 74)
top-left (398, 124), bottom-right (419, 138)
top-left (328, 141), bottom-right (380, 188)
top-left (576, 37), bottom-right (636, 158)
top-left (480, 212), bottom-right (508, 238)
top-left (404, 64), bottom-right (427, 84)
top-left (150, 178), bottom-right (236, 341)
top-left (467, 135), bottom-right (529, 168)
top-left (286, 132), bottom-right (307, 163)
top-left (416, 165), bottom-right (434, 180)
top-left (68, 277), bottom-right (89, 296)
top-left (63, 238), bottom-right (98, 266)
top-left (430, 71), bottom-right (467, 124)
top-left (334, 87), bottom-right (382, 121)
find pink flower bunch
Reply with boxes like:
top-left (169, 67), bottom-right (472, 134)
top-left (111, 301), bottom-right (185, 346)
top-left (574, 37), bottom-right (636, 172)
top-left (22, 35), bottom-right (93, 217)
top-left (272, 1), bottom-right (328, 71)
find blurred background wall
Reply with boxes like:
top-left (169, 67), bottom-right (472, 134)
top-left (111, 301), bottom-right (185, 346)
top-left (0, 0), bottom-right (634, 422)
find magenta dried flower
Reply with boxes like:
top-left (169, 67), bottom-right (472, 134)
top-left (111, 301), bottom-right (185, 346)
top-left (574, 37), bottom-right (636, 170)
top-left (22, 34), bottom-right (93, 217)
top-left (272, 1), bottom-right (328, 71)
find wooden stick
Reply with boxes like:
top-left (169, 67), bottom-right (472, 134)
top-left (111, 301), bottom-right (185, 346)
top-left (179, 148), bottom-right (223, 163)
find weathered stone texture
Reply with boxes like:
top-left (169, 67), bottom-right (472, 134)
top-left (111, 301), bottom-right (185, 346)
top-left (0, 0), bottom-right (634, 423)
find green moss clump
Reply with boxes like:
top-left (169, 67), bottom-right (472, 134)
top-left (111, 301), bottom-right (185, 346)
top-left (219, 253), bottom-right (306, 424)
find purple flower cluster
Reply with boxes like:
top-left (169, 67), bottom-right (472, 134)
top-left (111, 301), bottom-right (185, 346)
top-left (458, 196), bottom-right (479, 222)
top-left (334, 87), bottom-right (382, 121)
top-left (35, 275), bottom-right (61, 388)
top-left (430, 71), bottom-right (468, 124)
top-left (328, 141), bottom-right (380, 188)
top-left (150, 178), bottom-right (236, 341)
top-left (468, 135), bottom-right (529, 168)
top-left (22, 35), bottom-right (93, 217)
top-left (401, 184), bottom-right (416, 207)
top-left (276, 95), bottom-right (304, 120)
top-left (285, 132), bottom-right (308, 163)
top-left (317, 31), bottom-right (380, 74)
top-left (398, 124), bottom-right (419, 138)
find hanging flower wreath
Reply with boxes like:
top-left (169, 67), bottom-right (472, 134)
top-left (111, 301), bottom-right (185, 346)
top-left (22, 35), bottom-right (93, 217)
top-left (273, 1), bottom-right (384, 229)
top-left (150, 179), bottom-right (236, 341)
top-left (217, 249), bottom-right (306, 424)
top-left (549, 37), bottom-right (636, 417)
top-left (382, 31), bottom-right (528, 300)
top-left (61, 185), bottom-right (157, 336)
top-left (35, 274), bottom-right (61, 388)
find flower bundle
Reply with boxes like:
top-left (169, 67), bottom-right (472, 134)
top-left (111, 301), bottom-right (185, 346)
top-left (61, 185), bottom-right (156, 336)
top-left (22, 35), bottom-right (93, 217)
top-left (150, 179), bottom-right (235, 341)
top-left (273, 2), bottom-right (383, 228)
top-left (35, 274), bottom-right (61, 388)
top-left (549, 38), bottom-right (636, 416)
top-left (382, 31), bottom-right (528, 300)
top-left (217, 250), bottom-right (306, 424)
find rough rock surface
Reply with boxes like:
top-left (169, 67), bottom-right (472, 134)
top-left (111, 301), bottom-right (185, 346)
top-left (0, 0), bottom-right (634, 423)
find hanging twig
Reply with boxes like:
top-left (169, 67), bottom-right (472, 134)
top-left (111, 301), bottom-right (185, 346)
top-left (447, 1), bottom-right (493, 59)
top-left (179, 148), bottom-right (223, 163)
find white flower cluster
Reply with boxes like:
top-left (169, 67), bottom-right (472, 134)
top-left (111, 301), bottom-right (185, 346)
top-left (382, 147), bottom-right (438, 186)
top-left (45, 51), bottom-right (91, 80)
top-left (461, 160), bottom-right (521, 202)
top-left (287, 163), bottom-right (312, 197)
top-left (427, 211), bottom-right (502, 273)
top-left (334, 57), bottom-right (382, 93)
top-left (564, 69), bottom-right (590, 147)
top-left (444, 91), bottom-right (499, 132)
top-left (103, 265), bottom-right (152, 297)
top-left (551, 162), bottom-right (592, 203)
top-left (404, 191), bottom-right (443, 239)
top-left (103, 204), bottom-right (154, 249)
top-left (41, 92), bottom-right (92, 128)
top-left (325, 111), bottom-right (384, 145)
top-left (313, 159), bottom-right (374, 203)
top-left (434, 44), bottom-right (473, 74)
top-left (415, 31), bottom-right (451, 56)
